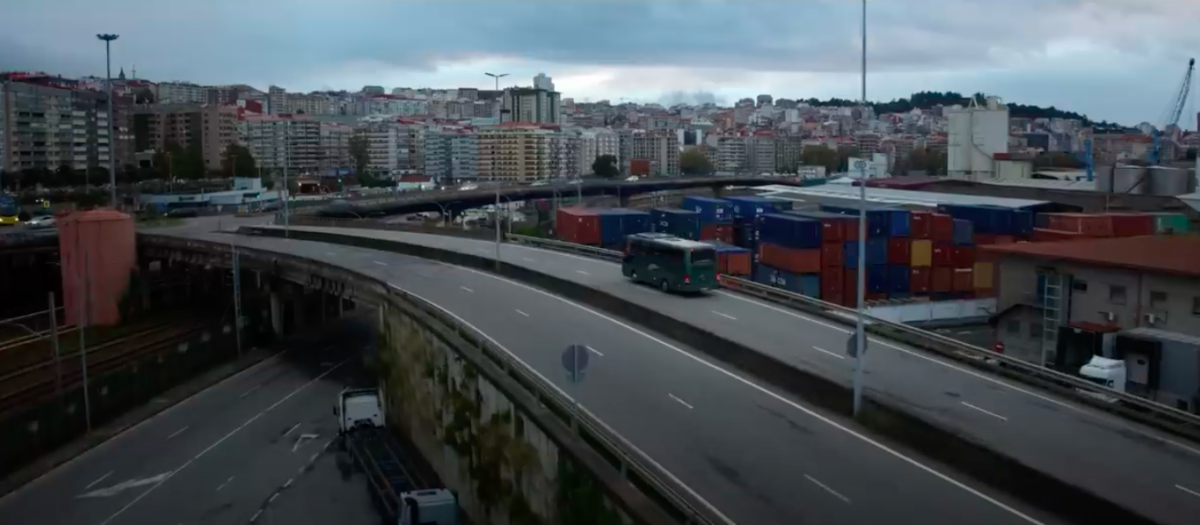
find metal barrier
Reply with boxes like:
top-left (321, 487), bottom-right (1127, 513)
top-left (504, 233), bottom-right (1200, 437)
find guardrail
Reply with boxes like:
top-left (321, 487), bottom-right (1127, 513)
top-left (504, 233), bottom-right (1200, 440)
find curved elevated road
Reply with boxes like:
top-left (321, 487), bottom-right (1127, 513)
top-left (132, 221), bottom-right (1063, 525)
top-left (243, 224), bottom-right (1200, 525)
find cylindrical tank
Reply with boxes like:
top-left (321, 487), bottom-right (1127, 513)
top-left (1146, 166), bottom-right (1190, 196)
top-left (1095, 165), bottom-right (1114, 192)
top-left (1111, 164), bottom-right (1147, 194)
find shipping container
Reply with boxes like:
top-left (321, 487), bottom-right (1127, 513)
top-left (888, 265), bottom-right (911, 295)
top-left (650, 208), bottom-right (700, 240)
top-left (952, 268), bottom-right (974, 292)
top-left (799, 274), bottom-right (822, 299)
top-left (974, 234), bottom-right (996, 245)
top-left (887, 238), bottom-right (911, 265)
top-left (1151, 213), bottom-right (1191, 234)
top-left (704, 241), bottom-right (753, 276)
top-left (821, 266), bottom-right (843, 299)
top-left (844, 238), bottom-right (888, 268)
top-left (786, 210), bottom-right (853, 242)
top-left (1012, 210), bottom-right (1034, 237)
top-left (724, 196), bottom-right (782, 222)
top-left (931, 242), bottom-right (954, 266)
top-left (910, 239), bottom-right (933, 267)
top-left (682, 196), bottom-right (732, 224)
top-left (867, 264), bottom-right (888, 294)
top-left (821, 242), bottom-right (844, 268)
top-left (952, 219), bottom-right (975, 246)
top-left (1043, 213), bottom-right (1113, 237)
top-left (866, 292), bottom-right (889, 302)
top-left (952, 246), bottom-right (976, 268)
top-left (759, 243), bottom-right (823, 274)
top-left (733, 222), bottom-right (758, 249)
top-left (910, 267), bottom-right (932, 294)
top-left (556, 207), bottom-right (602, 245)
top-left (765, 198), bottom-right (796, 212)
top-left (891, 292), bottom-right (912, 300)
top-left (1031, 228), bottom-right (1092, 243)
top-left (843, 268), bottom-right (859, 306)
top-left (820, 205), bottom-right (888, 238)
top-left (886, 210), bottom-right (912, 237)
top-left (700, 223), bottom-right (734, 243)
top-left (932, 267), bottom-right (953, 293)
top-left (994, 235), bottom-right (1016, 245)
top-left (973, 262), bottom-right (994, 290)
top-left (1107, 213), bottom-right (1155, 237)
top-left (823, 289), bottom-right (846, 306)
top-left (940, 204), bottom-right (1016, 235)
top-left (930, 213), bottom-right (954, 242)
top-left (754, 265), bottom-right (804, 295)
top-left (596, 209), bottom-right (651, 245)
top-left (910, 211), bottom-right (932, 239)
top-left (759, 214), bottom-right (822, 249)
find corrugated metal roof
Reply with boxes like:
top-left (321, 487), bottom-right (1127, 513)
top-left (983, 177), bottom-right (1099, 191)
top-left (982, 234), bottom-right (1200, 278)
top-left (754, 184), bottom-right (1050, 209)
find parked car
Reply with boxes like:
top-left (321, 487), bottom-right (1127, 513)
top-left (25, 215), bottom-right (56, 229)
top-left (165, 208), bottom-right (199, 218)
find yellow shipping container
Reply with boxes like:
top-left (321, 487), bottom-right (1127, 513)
top-left (974, 262), bottom-right (994, 289)
top-left (910, 240), bottom-right (932, 267)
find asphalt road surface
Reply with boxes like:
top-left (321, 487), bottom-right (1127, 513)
top-left (0, 317), bottom-right (380, 525)
top-left (241, 224), bottom-right (1200, 525)
top-left (145, 226), bottom-right (1069, 525)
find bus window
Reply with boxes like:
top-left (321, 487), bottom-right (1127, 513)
top-left (689, 249), bottom-right (715, 264)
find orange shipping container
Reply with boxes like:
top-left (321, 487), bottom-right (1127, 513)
top-left (1031, 228), bottom-right (1091, 243)
top-left (973, 262), bottom-right (994, 289)
top-left (952, 268), bottom-right (974, 292)
top-left (759, 243), bottom-right (822, 274)
top-left (59, 210), bottom-right (137, 327)
top-left (910, 240), bottom-right (932, 267)
top-left (719, 250), bottom-right (753, 276)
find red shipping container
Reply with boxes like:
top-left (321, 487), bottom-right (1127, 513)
top-left (887, 238), bottom-right (911, 265)
top-left (1045, 213), bottom-right (1114, 237)
top-left (821, 242), bottom-right (844, 267)
top-left (952, 268), bottom-right (974, 292)
top-left (932, 267), bottom-right (953, 293)
top-left (993, 235), bottom-right (1016, 245)
top-left (843, 268), bottom-right (860, 306)
top-left (823, 290), bottom-right (846, 306)
top-left (759, 243), bottom-right (822, 274)
top-left (1107, 213), bottom-right (1154, 237)
top-left (930, 214), bottom-right (954, 242)
top-left (910, 211), bottom-right (932, 239)
top-left (1031, 228), bottom-right (1091, 243)
top-left (556, 207), bottom-right (602, 245)
top-left (952, 246), bottom-right (976, 268)
top-left (630, 158), bottom-right (652, 176)
top-left (59, 210), bottom-right (137, 327)
top-left (931, 242), bottom-right (954, 266)
top-left (822, 266), bottom-right (843, 298)
top-left (974, 234), bottom-right (997, 245)
top-left (866, 292), bottom-right (888, 302)
top-left (700, 223), bottom-right (734, 243)
top-left (840, 217), bottom-right (860, 242)
top-left (722, 251), bottom-right (752, 276)
top-left (910, 267), bottom-right (932, 294)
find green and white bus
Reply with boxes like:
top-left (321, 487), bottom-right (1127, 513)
top-left (622, 233), bottom-right (718, 293)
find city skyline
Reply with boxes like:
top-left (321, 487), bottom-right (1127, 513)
top-left (3, 0), bottom-right (1199, 127)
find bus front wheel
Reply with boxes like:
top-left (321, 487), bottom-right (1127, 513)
top-left (630, 270), bottom-right (639, 283)
top-left (660, 280), bottom-right (670, 293)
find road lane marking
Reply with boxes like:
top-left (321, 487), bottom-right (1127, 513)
top-left (373, 260), bottom-right (388, 266)
top-left (323, 439), bottom-right (333, 450)
top-left (292, 433), bottom-right (319, 453)
top-left (576, 270), bottom-right (590, 276)
top-left (805, 474), bottom-right (851, 504)
top-left (84, 471), bottom-right (113, 490)
top-left (812, 346), bottom-right (845, 360)
top-left (961, 402), bottom-right (1008, 422)
top-left (167, 426), bottom-right (189, 440)
top-left (216, 476), bottom-right (234, 492)
top-left (97, 357), bottom-right (352, 525)
top-left (283, 422), bottom-right (301, 437)
top-left (78, 472), bottom-right (172, 498)
top-left (250, 509), bottom-right (263, 522)
top-left (399, 274), bottom-right (1043, 524)
top-left (1177, 484), bottom-right (1200, 498)
top-left (711, 310), bottom-right (737, 321)
top-left (310, 452), bottom-right (320, 463)
top-left (668, 394), bottom-right (694, 410)
top-left (522, 257), bottom-right (535, 262)
top-left (238, 384), bottom-right (261, 398)
top-left (284, 478), bottom-right (293, 489)
top-left (515, 309), bottom-right (530, 317)
top-left (460, 286), bottom-right (474, 293)
top-left (325, 251), bottom-right (336, 256)
top-left (586, 345), bottom-right (604, 357)
top-left (268, 492), bottom-right (279, 504)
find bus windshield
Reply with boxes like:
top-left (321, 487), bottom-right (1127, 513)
top-left (689, 248), bottom-right (715, 264)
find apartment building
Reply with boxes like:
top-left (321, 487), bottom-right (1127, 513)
top-left (775, 136), bottom-right (804, 173)
top-left (714, 136), bottom-right (748, 174)
top-left (748, 135), bottom-right (777, 173)
top-left (629, 129), bottom-right (679, 176)
top-left (133, 104), bottom-right (238, 172)
top-left (358, 121), bottom-right (426, 175)
top-left (319, 122), bottom-right (352, 174)
top-left (0, 79), bottom-right (112, 173)
top-left (576, 128), bottom-right (618, 174)
top-left (548, 132), bottom-right (581, 179)
top-left (241, 114), bottom-right (321, 174)
top-left (855, 132), bottom-right (883, 157)
top-left (503, 88), bottom-right (561, 125)
top-left (450, 134), bottom-right (479, 182)
top-left (158, 82), bottom-right (206, 105)
top-left (423, 131), bottom-right (452, 182)
top-left (477, 124), bottom-right (554, 182)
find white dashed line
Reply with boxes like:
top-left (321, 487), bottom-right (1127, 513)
top-left (1176, 484), bottom-right (1200, 499)
top-left (515, 309), bottom-right (530, 317)
top-left (668, 393), bottom-right (694, 410)
top-left (325, 251), bottom-right (336, 257)
top-left (85, 471), bottom-right (113, 490)
top-left (586, 345), bottom-right (604, 357)
top-left (167, 426), bottom-right (189, 440)
top-left (216, 476), bottom-right (234, 492)
top-left (711, 310), bottom-right (737, 321)
top-left (459, 286), bottom-right (474, 293)
top-left (961, 402), bottom-right (1008, 422)
top-left (576, 270), bottom-right (590, 276)
top-left (283, 422), bottom-right (301, 437)
top-left (238, 384), bottom-right (261, 399)
top-left (284, 478), bottom-right (293, 489)
top-left (812, 346), bottom-right (845, 360)
top-left (373, 261), bottom-right (388, 266)
top-left (310, 452), bottom-right (320, 463)
top-left (250, 509), bottom-right (262, 522)
top-left (268, 493), bottom-right (279, 504)
top-left (805, 474), bottom-right (851, 504)
top-left (522, 257), bottom-right (535, 262)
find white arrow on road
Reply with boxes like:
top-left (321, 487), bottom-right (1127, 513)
top-left (292, 433), bottom-right (319, 453)
top-left (77, 472), bottom-right (173, 498)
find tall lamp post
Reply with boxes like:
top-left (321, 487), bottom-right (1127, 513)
top-left (851, 0), bottom-right (868, 418)
top-left (485, 72), bottom-right (508, 266)
top-left (97, 34), bottom-right (119, 208)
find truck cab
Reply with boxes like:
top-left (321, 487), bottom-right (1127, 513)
top-left (1078, 355), bottom-right (1127, 403)
top-left (399, 489), bottom-right (459, 525)
top-left (334, 387), bottom-right (383, 435)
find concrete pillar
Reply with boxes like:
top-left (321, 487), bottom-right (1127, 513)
top-left (270, 292), bottom-right (283, 336)
top-left (618, 193), bottom-right (631, 208)
top-left (339, 297), bottom-right (345, 316)
top-left (711, 185), bottom-right (725, 199)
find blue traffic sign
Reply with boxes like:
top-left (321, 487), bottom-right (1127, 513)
top-left (562, 344), bottom-right (590, 384)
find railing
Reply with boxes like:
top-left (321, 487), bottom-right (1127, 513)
top-left (504, 233), bottom-right (1200, 438)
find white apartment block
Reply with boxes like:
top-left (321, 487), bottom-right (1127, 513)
top-left (715, 136), bottom-right (748, 174)
top-left (576, 128), bottom-right (618, 174)
top-left (241, 114), bottom-right (321, 174)
top-left (748, 136), bottom-right (777, 174)
top-left (319, 122), bottom-right (352, 173)
top-left (359, 121), bottom-right (426, 175)
top-left (478, 124), bottom-right (555, 182)
top-left (158, 82), bottom-right (206, 105)
top-left (630, 129), bottom-right (680, 176)
top-left (503, 88), bottom-right (560, 125)
top-left (451, 134), bottom-right (479, 182)
top-left (355, 97), bottom-right (428, 117)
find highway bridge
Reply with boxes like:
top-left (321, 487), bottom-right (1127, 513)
top-left (312, 176), bottom-right (828, 218)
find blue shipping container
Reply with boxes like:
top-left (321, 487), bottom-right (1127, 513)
top-left (821, 205), bottom-right (888, 238)
top-left (1012, 210), bottom-right (1034, 237)
top-left (888, 265), bottom-right (911, 294)
top-left (843, 238), bottom-right (889, 268)
top-left (799, 274), bottom-right (821, 298)
top-left (596, 209), bottom-right (651, 245)
top-left (724, 196), bottom-right (780, 222)
top-left (753, 265), bottom-right (804, 295)
top-left (650, 208), bottom-right (700, 240)
top-left (867, 265), bottom-right (889, 294)
top-left (887, 210), bottom-right (912, 238)
top-left (941, 204), bottom-right (1015, 235)
top-left (734, 223), bottom-right (758, 249)
top-left (952, 219), bottom-right (975, 246)
top-left (758, 214), bottom-right (822, 249)
top-left (682, 196), bottom-right (732, 224)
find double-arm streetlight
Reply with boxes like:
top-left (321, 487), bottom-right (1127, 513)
top-left (485, 73), bottom-right (509, 266)
top-left (97, 34), bottom-right (119, 208)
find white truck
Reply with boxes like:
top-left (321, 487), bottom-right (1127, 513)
top-left (1078, 355), bottom-right (1128, 403)
top-left (334, 388), bottom-right (459, 525)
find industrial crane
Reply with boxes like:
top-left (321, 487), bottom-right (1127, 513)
top-left (1150, 58), bottom-right (1195, 165)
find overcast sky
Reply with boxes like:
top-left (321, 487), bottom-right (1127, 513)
top-left (3, 0), bottom-right (1199, 127)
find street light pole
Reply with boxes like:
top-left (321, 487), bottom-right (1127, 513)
top-left (97, 34), bottom-right (119, 208)
top-left (852, 0), bottom-right (868, 418)
top-left (485, 72), bottom-right (508, 267)
top-left (283, 121), bottom-right (290, 238)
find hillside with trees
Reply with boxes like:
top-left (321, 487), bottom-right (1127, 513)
top-left (802, 91), bottom-right (1126, 131)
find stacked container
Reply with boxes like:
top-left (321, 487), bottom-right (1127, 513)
top-left (821, 204), bottom-right (889, 238)
top-left (1036, 212), bottom-right (1161, 241)
top-left (683, 196), bottom-right (735, 244)
top-left (556, 207), bottom-right (602, 245)
top-left (650, 208), bottom-right (700, 240)
top-left (704, 241), bottom-right (753, 276)
top-left (754, 214), bottom-right (825, 298)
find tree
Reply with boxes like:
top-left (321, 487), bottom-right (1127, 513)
top-left (221, 144), bottom-right (257, 178)
top-left (801, 145), bottom-right (838, 175)
top-left (166, 142), bottom-right (205, 180)
top-left (591, 154), bottom-right (619, 178)
top-left (679, 149), bottom-right (715, 176)
top-left (152, 148), bottom-right (172, 179)
top-left (55, 164), bottom-right (76, 188)
top-left (349, 135), bottom-right (370, 176)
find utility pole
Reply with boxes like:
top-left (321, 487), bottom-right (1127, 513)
top-left (49, 292), bottom-right (61, 400)
top-left (852, 0), bottom-right (868, 419)
top-left (485, 73), bottom-right (508, 268)
top-left (97, 34), bottom-right (119, 208)
top-left (79, 250), bottom-right (92, 433)
top-left (232, 245), bottom-right (242, 357)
